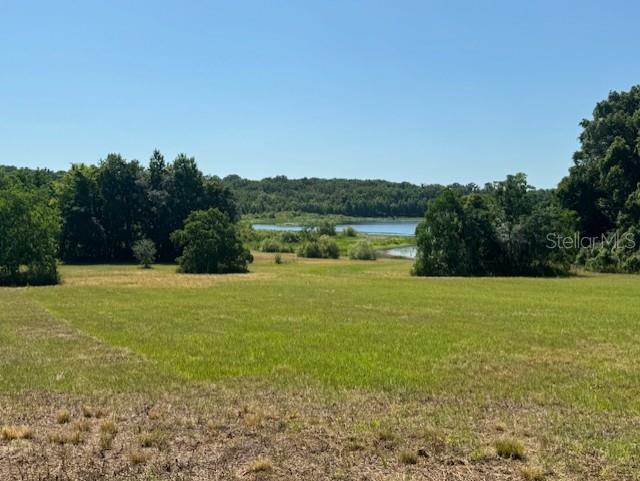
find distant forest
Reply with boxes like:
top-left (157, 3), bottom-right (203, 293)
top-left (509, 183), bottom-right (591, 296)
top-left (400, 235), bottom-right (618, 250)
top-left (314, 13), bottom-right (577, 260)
top-left (0, 164), bottom-right (489, 219)
top-left (221, 176), bottom-right (475, 217)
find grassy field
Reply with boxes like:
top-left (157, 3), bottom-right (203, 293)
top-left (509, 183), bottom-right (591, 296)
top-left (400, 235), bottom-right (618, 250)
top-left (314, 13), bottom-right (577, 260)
top-left (2, 254), bottom-right (640, 480)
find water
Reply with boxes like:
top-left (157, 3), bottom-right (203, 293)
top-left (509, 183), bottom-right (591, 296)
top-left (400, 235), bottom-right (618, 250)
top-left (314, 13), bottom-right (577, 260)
top-left (252, 220), bottom-right (419, 237)
top-left (382, 245), bottom-right (417, 259)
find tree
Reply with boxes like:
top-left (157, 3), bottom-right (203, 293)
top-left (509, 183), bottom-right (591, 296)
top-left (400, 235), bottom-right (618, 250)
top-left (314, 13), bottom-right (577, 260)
top-left (97, 154), bottom-right (147, 260)
top-left (58, 164), bottom-right (106, 262)
top-left (413, 178), bottom-right (575, 277)
top-left (413, 189), bottom-right (470, 276)
top-left (132, 239), bottom-right (157, 268)
top-left (170, 208), bottom-right (252, 274)
top-left (558, 85), bottom-right (640, 236)
top-left (0, 188), bottom-right (59, 285)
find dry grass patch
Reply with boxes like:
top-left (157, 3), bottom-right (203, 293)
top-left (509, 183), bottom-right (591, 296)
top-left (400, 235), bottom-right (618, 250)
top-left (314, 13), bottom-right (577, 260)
top-left (398, 449), bottom-right (418, 465)
top-left (376, 428), bottom-right (398, 448)
top-left (148, 406), bottom-right (163, 420)
top-left (99, 419), bottom-right (118, 435)
top-left (55, 409), bottom-right (71, 424)
top-left (521, 465), bottom-right (546, 480)
top-left (422, 426), bottom-right (447, 453)
top-left (495, 438), bottom-right (526, 460)
top-left (1, 425), bottom-right (33, 441)
top-left (48, 428), bottom-right (83, 445)
top-left (138, 430), bottom-right (166, 449)
top-left (127, 449), bottom-right (150, 465)
top-left (73, 420), bottom-right (91, 432)
top-left (247, 457), bottom-right (274, 473)
top-left (81, 405), bottom-right (105, 418)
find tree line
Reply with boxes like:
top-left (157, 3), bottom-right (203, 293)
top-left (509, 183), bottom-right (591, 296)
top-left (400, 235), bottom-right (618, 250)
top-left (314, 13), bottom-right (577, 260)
top-left (414, 85), bottom-right (640, 276)
top-left (221, 175), bottom-right (477, 217)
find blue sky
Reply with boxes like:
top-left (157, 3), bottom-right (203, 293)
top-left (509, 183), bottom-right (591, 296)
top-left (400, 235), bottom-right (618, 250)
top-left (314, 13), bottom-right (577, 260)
top-left (2, 1), bottom-right (639, 187)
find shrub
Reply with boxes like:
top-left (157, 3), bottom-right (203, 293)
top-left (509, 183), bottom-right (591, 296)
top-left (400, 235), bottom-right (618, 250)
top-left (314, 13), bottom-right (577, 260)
top-left (297, 240), bottom-right (322, 258)
top-left (274, 254), bottom-right (283, 264)
top-left (296, 236), bottom-right (339, 259)
top-left (132, 238), bottom-right (156, 268)
top-left (348, 240), bottom-right (376, 260)
top-left (622, 251), bottom-right (640, 273)
top-left (279, 231), bottom-right (300, 243)
top-left (259, 238), bottom-right (292, 253)
top-left (318, 235), bottom-right (339, 258)
top-left (171, 208), bottom-right (252, 274)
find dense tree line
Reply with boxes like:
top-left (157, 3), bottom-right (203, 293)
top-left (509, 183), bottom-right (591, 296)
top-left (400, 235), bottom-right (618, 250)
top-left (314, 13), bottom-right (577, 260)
top-left (56, 151), bottom-right (237, 262)
top-left (221, 175), bottom-right (477, 217)
top-left (414, 175), bottom-right (575, 276)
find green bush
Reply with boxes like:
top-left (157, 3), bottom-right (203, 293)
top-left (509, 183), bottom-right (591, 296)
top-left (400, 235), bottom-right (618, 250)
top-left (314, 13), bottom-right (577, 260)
top-left (348, 240), bottom-right (376, 260)
top-left (171, 208), bottom-right (252, 274)
top-left (279, 231), bottom-right (300, 243)
top-left (297, 240), bottom-right (322, 258)
top-left (318, 235), bottom-right (339, 258)
top-left (296, 235), bottom-right (339, 259)
top-left (259, 238), bottom-right (292, 253)
top-left (132, 239), bottom-right (156, 268)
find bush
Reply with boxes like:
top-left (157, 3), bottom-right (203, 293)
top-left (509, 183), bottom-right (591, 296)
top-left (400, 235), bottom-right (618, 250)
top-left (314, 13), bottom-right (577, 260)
top-left (348, 240), bottom-right (376, 260)
top-left (297, 240), bottom-right (322, 258)
top-left (274, 253), bottom-right (283, 264)
top-left (296, 235), bottom-right (339, 259)
top-left (318, 235), bottom-right (340, 258)
top-left (132, 239), bottom-right (156, 268)
top-left (171, 208), bottom-right (252, 274)
top-left (279, 231), bottom-right (300, 243)
top-left (0, 189), bottom-right (59, 286)
top-left (259, 238), bottom-right (292, 253)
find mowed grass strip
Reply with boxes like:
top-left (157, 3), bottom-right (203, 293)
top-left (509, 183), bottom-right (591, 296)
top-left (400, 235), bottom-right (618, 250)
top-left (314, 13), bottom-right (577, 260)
top-left (0, 287), bottom-right (169, 393)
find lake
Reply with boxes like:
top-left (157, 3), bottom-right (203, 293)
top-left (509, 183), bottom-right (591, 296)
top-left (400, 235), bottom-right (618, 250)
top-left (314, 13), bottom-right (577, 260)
top-left (381, 245), bottom-right (417, 259)
top-left (252, 220), bottom-right (419, 236)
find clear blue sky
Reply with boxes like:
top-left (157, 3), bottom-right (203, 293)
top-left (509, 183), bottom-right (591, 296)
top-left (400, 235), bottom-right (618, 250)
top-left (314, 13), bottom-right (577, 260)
top-left (2, 1), bottom-right (639, 187)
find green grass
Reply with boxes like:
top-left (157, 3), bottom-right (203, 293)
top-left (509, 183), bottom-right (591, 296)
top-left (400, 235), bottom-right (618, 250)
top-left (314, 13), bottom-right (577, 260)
top-left (2, 254), bottom-right (640, 476)
top-left (16, 258), bottom-right (640, 406)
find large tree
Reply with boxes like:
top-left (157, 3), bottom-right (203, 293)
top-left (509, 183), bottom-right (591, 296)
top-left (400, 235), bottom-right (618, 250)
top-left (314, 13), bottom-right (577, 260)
top-left (171, 208), bottom-right (252, 274)
top-left (97, 154), bottom-right (147, 260)
top-left (558, 85), bottom-right (640, 236)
